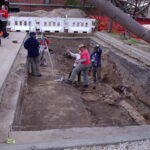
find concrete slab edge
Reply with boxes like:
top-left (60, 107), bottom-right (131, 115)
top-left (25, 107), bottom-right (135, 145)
top-left (0, 125), bottom-right (150, 150)
top-left (0, 73), bottom-right (24, 142)
top-left (0, 34), bottom-right (27, 143)
top-left (94, 32), bottom-right (150, 66)
top-left (0, 33), bottom-right (27, 104)
top-left (0, 135), bottom-right (149, 150)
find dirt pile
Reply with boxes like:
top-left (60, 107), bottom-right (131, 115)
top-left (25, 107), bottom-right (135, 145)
top-left (11, 8), bottom-right (87, 18)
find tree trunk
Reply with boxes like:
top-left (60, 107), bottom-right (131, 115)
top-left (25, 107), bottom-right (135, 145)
top-left (91, 0), bottom-right (150, 43)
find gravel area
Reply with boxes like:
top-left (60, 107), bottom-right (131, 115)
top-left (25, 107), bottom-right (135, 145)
top-left (64, 139), bottom-right (150, 150)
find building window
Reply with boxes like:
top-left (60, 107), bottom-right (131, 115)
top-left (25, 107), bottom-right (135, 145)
top-left (15, 21), bottom-right (18, 25)
top-left (20, 21), bottom-right (22, 26)
top-left (44, 0), bottom-right (50, 4)
top-left (57, 22), bottom-right (60, 26)
top-left (24, 21), bottom-right (27, 26)
top-left (44, 22), bottom-right (47, 26)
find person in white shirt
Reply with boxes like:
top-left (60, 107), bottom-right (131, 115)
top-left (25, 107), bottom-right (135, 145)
top-left (67, 49), bottom-right (81, 82)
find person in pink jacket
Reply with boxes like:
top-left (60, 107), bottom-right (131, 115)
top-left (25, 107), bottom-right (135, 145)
top-left (67, 44), bottom-right (91, 88)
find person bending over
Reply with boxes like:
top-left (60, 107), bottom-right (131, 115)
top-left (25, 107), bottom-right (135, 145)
top-left (67, 44), bottom-right (91, 88)
top-left (67, 49), bottom-right (81, 82)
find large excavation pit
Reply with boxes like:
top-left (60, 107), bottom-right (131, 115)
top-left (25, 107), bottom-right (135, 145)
top-left (13, 35), bottom-right (150, 131)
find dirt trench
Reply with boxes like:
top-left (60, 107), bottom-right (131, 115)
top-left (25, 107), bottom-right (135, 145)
top-left (13, 36), bottom-right (150, 131)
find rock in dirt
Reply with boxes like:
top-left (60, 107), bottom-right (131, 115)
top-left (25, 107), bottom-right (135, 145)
top-left (99, 84), bottom-right (121, 104)
top-left (104, 98), bottom-right (116, 105)
top-left (120, 100), bottom-right (147, 125)
top-left (45, 80), bottom-right (57, 85)
top-left (81, 93), bottom-right (98, 102)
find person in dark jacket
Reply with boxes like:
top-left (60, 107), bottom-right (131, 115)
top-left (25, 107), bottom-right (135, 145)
top-left (24, 32), bottom-right (41, 77)
top-left (91, 45), bottom-right (102, 84)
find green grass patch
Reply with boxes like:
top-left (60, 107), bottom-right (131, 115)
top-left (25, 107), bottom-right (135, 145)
top-left (110, 32), bottom-right (120, 36)
top-left (123, 38), bottom-right (149, 45)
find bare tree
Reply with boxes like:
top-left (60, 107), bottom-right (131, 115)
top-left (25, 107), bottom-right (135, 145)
top-left (114, 0), bottom-right (150, 18)
top-left (91, 0), bottom-right (150, 43)
top-left (107, 0), bottom-right (115, 33)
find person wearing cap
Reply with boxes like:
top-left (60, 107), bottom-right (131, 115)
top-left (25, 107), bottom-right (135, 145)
top-left (91, 45), bottom-right (102, 84)
top-left (24, 32), bottom-right (42, 77)
top-left (67, 44), bottom-right (91, 88)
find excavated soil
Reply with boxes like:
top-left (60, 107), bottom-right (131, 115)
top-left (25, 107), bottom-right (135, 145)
top-left (11, 9), bottom-right (87, 18)
top-left (13, 36), bottom-right (150, 131)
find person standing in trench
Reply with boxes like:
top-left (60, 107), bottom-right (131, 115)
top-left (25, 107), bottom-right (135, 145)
top-left (91, 45), bottom-right (102, 89)
top-left (24, 32), bottom-right (42, 77)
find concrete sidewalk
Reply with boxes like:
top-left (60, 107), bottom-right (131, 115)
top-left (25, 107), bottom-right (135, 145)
top-left (0, 32), bottom-right (26, 144)
top-left (0, 32), bottom-right (26, 103)
top-left (94, 32), bottom-right (150, 66)
top-left (0, 125), bottom-right (150, 150)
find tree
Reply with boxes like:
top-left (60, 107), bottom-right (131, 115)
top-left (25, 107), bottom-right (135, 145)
top-left (114, 0), bottom-right (150, 19)
top-left (91, 0), bottom-right (150, 43)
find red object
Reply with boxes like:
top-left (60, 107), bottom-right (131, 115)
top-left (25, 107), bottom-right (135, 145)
top-left (80, 49), bottom-right (91, 65)
top-left (0, 10), bottom-right (9, 18)
top-left (40, 38), bottom-right (49, 45)
top-left (40, 38), bottom-right (50, 50)
top-left (90, 16), bottom-right (125, 33)
top-left (0, 31), bottom-right (3, 36)
top-left (90, 16), bottom-right (150, 40)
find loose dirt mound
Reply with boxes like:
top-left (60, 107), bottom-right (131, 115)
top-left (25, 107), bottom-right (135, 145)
top-left (12, 8), bottom-right (87, 18)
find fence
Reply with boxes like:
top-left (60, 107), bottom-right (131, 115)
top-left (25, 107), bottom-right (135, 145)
top-left (7, 16), bottom-right (96, 33)
top-left (90, 16), bottom-right (150, 31)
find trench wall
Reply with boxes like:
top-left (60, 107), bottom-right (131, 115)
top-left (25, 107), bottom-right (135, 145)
top-left (48, 36), bottom-right (150, 107)
top-left (102, 50), bottom-right (150, 106)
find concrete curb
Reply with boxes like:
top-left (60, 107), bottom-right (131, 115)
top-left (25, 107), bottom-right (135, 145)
top-left (0, 125), bottom-right (150, 149)
top-left (0, 33), bottom-right (27, 103)
top-left (94, 32), bottom-right (150, 66)
top-left (0, 33), bottom-right (27, 143)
